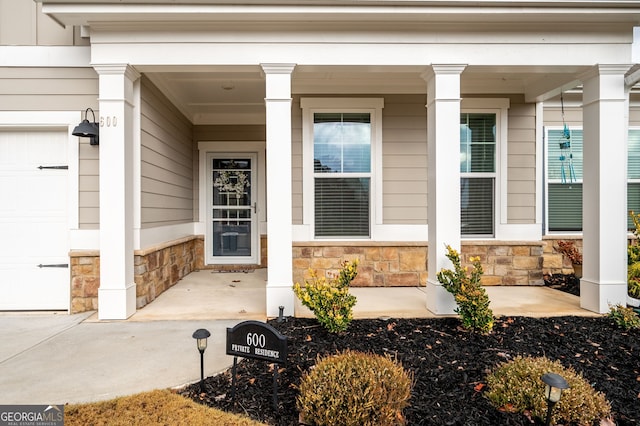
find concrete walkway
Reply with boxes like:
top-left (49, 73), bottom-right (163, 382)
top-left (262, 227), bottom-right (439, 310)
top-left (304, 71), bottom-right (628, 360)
top-left (0, 268), bottom-right (597, 406)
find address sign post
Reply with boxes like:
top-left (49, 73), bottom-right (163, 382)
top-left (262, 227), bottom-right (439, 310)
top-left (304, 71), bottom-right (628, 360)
top-left (226, 320), bottom-right (288, 409)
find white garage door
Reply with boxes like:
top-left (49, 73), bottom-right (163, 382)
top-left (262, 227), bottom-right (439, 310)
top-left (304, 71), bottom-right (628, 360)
top-left (0, 130), bottom-right (69, 310)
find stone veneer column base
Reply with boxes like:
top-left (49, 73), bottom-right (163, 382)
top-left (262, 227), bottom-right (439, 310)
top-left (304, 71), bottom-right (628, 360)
top-left (70, 251), bottom-right (100, 313)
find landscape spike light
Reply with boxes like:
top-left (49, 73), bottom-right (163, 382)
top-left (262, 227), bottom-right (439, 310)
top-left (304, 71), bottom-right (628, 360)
top-left (192, 328), bottom-right (211, 393)
top-left (541, 372), bottom-right (569, 426)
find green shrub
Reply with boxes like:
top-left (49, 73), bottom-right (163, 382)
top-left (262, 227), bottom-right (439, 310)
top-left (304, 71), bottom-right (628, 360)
top-left (628, 211), bottom-right (640, 298)
top-left (629, 277), bottom-right (640, 299)
top-left (297, 350), bottom-right (412, 426)
top-left (486, 356), bottom-right (612, 425)
top-left (436, 244), bottom-right (494, 333)
top-left (608, 303), bottom-right (640, 330)
top-left (293, 260), bottom-right (358, 333)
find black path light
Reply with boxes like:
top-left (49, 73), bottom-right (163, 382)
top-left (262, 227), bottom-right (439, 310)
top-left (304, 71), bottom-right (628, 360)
top-left (192, 328), bottom-right (211, 393)
top-left (72, 107), bottom-right (99, 145)
top-left (541, 372), bottom-right (570, 426)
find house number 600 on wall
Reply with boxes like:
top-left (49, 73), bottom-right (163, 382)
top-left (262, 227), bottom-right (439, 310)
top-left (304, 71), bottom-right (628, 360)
top-left (100, 116), bottom-right (118, 127)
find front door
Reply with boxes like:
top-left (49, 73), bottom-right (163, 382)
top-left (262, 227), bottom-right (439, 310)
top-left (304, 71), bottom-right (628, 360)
top-left (207, 154), bottom-right (258, 264)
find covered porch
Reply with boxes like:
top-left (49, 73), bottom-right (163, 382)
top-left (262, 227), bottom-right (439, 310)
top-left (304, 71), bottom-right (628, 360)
top-left (37, 0), bottom-right (640, 320)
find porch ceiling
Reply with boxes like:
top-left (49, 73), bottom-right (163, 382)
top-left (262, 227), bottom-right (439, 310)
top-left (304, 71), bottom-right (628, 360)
top-left (38, 1), bottom-right (639, 125)
top-left (143, 64), bottom-right (589, 125)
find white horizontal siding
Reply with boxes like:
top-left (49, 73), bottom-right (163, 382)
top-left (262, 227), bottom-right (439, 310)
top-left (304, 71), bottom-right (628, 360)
top-left (0, 1), bottom-right (88, 46)
top-left (292, 97), bottom-right (303, 225)
top-left (382, 95), bottom-right (428, 225)
top-left (507, 97), bottom-right (536, 224)
top-left (0, 68), bottom-right (97, 111)
top-left (140, 76), bottom-right (194, 228)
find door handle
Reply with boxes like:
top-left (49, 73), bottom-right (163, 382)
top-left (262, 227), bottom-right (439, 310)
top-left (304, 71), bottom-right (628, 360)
top-left (253, 202), bottom-right (257, 213)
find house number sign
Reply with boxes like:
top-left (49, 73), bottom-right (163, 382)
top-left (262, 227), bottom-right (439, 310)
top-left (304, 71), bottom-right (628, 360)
top-left (226, 320), bottom-right (288, 409)
top-left (226, 320), bottom-right (287, 363)
top-left (99, 116), bottom-right (118, 127)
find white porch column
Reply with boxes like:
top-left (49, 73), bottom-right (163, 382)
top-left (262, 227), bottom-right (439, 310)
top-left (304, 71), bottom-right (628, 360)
top-left (423, 65), bottom-right (466, 315)
top-left (580, 64), bottom-right (631, 313)
top-left (95, 64), bottom-right (140, 320)
top-left (262, 63), bottom-right (296, 318)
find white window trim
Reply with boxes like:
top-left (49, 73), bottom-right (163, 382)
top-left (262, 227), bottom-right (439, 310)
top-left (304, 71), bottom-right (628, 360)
top-left (460, 98), bottom-right (509, 239)
top-left (300, 97), bottom-right (384, 240)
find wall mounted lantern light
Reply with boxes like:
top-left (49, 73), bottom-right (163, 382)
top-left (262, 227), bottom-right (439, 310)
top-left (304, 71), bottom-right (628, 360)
top-left (72, 108), bottom-right (99, 146)
top-left (541, 372), bottom-right (569, 426)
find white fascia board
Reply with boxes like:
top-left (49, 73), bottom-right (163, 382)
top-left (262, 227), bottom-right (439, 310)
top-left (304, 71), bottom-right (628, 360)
top-left (90, 43), bottom-right (631, 68)
top-left (40, 3), bottom-right (640, 27)
top-left (0, 46), bottom-right (91, 67)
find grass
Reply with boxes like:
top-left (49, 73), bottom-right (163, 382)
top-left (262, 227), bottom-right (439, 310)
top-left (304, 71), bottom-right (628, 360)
top-left (64, 389), bottom-right (267, 426)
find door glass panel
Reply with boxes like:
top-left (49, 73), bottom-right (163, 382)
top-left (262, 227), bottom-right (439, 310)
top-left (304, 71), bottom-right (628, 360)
top-left (212, 158), bottom-right (252, 257)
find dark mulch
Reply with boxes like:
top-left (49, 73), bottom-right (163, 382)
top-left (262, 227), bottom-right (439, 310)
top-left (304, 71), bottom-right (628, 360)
top-left (181, 281), bottom-right (639, 425)
top-left (544, 273), bottom-right (581, 296)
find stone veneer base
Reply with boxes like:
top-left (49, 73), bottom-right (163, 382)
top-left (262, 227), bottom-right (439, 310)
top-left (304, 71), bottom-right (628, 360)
top-left (69, 236), bottom-right (580, 314)
top-left (293, 241), bottom-right (546, 287)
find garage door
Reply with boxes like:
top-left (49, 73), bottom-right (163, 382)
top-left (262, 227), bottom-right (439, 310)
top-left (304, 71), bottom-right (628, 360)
top-left (0, 130), bottom-right (69, 310)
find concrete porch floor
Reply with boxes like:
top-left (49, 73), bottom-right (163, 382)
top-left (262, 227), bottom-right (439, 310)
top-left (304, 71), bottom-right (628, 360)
top-left (117, 268), bottom-right (598, 322)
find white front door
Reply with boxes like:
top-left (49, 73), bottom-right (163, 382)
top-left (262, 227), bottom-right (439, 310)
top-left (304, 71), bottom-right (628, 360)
top-left (0, 130), bottom-right (69, 310)
top-left (207, 154), bottom-right (258, 264)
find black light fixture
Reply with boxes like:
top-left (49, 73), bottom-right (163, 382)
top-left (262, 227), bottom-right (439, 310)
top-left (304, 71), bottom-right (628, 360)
top-left (72, 108), bottom-right (99, 146)
top-left (192, 328), bottom-right (211, 393)
top-left (541, 372), bottom-right (569, 426)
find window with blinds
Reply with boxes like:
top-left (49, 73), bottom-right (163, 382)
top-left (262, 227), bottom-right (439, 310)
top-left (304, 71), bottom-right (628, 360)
top-left (547, 128), bottom-right (583, 231)
top-left (313, 112), bottom-right (371, 237)
top-left (460, 113), bottom-right (496, 236)
top-left (546, 128), bottom-right (640, 232)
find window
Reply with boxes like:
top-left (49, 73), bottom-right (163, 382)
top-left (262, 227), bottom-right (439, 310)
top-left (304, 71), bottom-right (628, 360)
top-left (546, 128), bottom-right (584, 231)
top-left (545, 127), bottom-right (639, 232)
top-left (314, 113), bottom-right (371, 237)
top-left (460, 113), bottom-right (497, 236)
top-left (629, 129), bottom-right (640, 228)
top-left (301, 98), bottom-right (383, 239)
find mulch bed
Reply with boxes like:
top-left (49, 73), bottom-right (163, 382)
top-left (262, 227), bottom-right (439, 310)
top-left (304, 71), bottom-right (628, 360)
top-left (181, 278), bottom-right (640, 425)
top-left (544, 273), bottom-right (581, 297)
